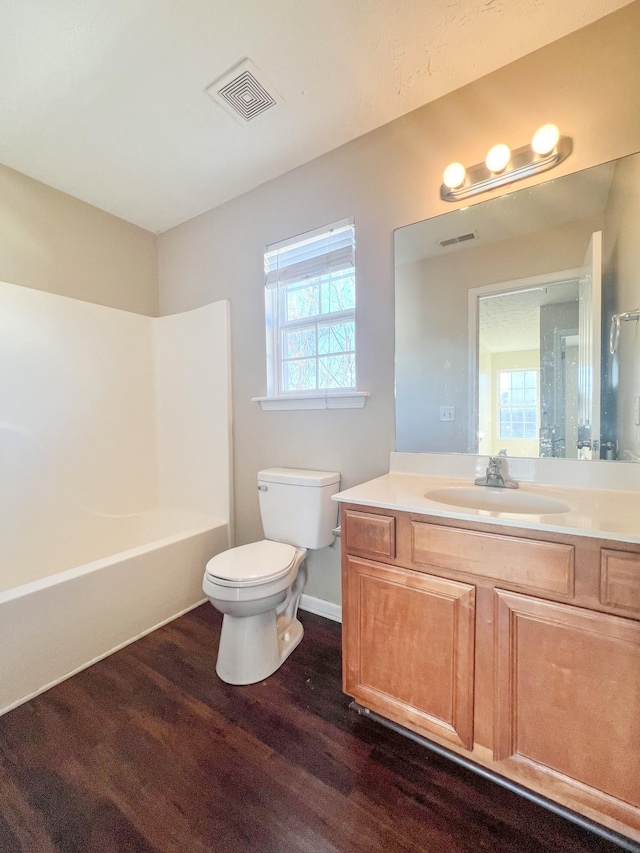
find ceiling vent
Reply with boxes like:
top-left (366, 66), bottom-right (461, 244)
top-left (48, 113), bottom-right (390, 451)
top-left (206, 59), bottom-right (282, 123)
top-left (439, 230), bottom-right (478, 248)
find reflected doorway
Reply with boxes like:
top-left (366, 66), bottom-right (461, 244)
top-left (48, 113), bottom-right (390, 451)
top-left (471, 272), bottom-right (580, 459)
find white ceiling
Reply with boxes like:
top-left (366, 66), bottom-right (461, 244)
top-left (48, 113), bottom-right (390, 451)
top-left (0, 0), bottom-right (631, 233)
top-left (479, 280), bottom-right (579, 353)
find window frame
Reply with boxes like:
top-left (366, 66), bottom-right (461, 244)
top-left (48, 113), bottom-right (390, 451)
top-left (497, 368), bottom-right (539, 440)
top-left (253, 219), bottom-right (368, 410)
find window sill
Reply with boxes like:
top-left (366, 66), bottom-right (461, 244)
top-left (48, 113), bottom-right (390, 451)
top-left (252, 391), bottom-right (370, 411)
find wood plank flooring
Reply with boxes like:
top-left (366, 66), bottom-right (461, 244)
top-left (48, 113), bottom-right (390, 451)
top-left (0, 605), bottom-right (632, 852)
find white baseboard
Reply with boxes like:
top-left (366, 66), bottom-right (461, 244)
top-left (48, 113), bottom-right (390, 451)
top-left (299, 593), bottom-right (342, 623)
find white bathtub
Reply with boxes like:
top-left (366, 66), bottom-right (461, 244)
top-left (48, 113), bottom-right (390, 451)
top-left (0, 507), bottom-right (229, 715)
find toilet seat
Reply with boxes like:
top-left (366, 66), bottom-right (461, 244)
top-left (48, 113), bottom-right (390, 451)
top-left (205, 540), bottom-right (297, 587)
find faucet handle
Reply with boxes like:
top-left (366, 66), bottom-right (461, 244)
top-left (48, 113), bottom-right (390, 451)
top-left (476, 455), bottom-right (518, 488)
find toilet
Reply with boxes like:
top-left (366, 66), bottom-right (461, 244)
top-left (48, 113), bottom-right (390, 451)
top-left (203, 467), bottom-right (340, 685)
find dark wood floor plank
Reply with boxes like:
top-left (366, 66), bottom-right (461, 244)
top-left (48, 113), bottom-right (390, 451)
top-left (0, 604), bottom-right (632, 853)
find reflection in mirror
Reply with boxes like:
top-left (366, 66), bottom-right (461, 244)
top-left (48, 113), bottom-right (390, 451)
top-left (475, 277), bottom-right (580, 459)
top-left (395, 151), bottom-right (640, 462)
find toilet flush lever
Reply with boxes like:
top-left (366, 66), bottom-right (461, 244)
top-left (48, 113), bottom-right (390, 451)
top-left (258, 485), bottom-right (268, 491)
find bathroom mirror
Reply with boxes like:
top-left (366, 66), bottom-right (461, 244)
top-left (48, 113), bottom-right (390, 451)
top-left (394, 150), bottom-right (640, 462)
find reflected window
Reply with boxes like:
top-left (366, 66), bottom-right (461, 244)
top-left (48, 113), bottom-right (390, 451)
top-left (499, 370), bottom-right (538, 439)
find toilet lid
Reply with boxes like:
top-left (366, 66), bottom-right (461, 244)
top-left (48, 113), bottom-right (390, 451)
top-left (205, 540), bottom-right (298, 585)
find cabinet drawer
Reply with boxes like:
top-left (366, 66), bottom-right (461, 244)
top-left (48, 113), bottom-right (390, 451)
top-left (344, 510), bottom-right (395, 558)
top-left (411, 522), bottom-right (574, 596)
top-left (601, 549), bottom-right (640, 615)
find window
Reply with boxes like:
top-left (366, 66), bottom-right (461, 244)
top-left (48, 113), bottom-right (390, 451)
top-left (263, 219), bottom-right (357, 400)
top-left (498, 369), bottom-right (538, 439)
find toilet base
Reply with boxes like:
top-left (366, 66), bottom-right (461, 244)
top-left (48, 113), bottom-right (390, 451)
top-left (277, 615), bottom-right (304, 664)
top-left (215, 611), bottom-right (304, 686)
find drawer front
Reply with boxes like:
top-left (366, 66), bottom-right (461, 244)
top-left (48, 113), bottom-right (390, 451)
top-left (601, 549), bottom-right (640, 615)
top-left (344, 510), bottom-right (395, 558)
top-left (411, 522), bottom-right (574, 597)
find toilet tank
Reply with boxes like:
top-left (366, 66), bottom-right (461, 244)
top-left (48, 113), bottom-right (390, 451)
top-left (258, 468), bottom-right (340, 550)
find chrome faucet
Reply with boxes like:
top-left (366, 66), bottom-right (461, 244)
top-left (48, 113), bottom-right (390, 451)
top-left (475, 456), bottom-right (519, 489)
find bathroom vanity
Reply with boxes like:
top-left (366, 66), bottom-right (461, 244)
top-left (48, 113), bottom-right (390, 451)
top-left (335, 470), bottom-right (640, 844)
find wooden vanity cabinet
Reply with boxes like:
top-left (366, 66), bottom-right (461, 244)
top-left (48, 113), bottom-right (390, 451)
top-left (340, 505), bottom-right (640, 842)
top-left (343, 555), bottom-right (476, 749)
top-left (494, 591), bottom-right (640, 829)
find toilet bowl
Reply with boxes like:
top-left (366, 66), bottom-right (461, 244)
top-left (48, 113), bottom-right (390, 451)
top-left (203, 468), bottom-right (340, 685)
top-left (204, 540), bottom-right (307, 684)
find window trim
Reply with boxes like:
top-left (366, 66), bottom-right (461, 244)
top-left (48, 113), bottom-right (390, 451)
top-left (252, 390), bottom-right (369, 411)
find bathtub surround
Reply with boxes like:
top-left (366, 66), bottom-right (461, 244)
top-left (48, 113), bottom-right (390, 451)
top-left (0, 282), bottom-right (232, 714)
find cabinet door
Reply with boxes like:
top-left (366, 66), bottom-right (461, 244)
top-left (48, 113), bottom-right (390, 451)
top-left (494, 590), bottom-right (640, 827)
top-left (343, 556), bottom-right (475, 750)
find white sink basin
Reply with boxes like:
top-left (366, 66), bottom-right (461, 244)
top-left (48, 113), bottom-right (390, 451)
top-left (425, 486), bottom-right (570, 515)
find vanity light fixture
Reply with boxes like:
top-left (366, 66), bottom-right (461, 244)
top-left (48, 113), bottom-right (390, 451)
top-left (440, 124), bottom-right (572, 202)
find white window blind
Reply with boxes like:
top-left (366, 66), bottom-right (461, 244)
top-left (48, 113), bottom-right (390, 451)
top-left (264, 218), bottom-right (356, 396)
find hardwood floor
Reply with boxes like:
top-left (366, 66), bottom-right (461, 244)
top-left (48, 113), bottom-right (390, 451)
top-left (0, 605), bottom-right (632, 852)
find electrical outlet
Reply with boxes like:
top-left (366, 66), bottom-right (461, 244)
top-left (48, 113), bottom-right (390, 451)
top-left (439, 406), bottom-right (455, 422)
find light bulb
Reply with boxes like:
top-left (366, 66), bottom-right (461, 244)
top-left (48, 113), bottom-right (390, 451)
top-left (532, 123), bottom-right (560, 156)
top-left (485, 144), bottom-right (511, 173)
top-left (442, 162), bottom-right (466, 190)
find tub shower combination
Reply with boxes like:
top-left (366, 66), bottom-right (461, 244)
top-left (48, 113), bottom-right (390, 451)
top-left (0, 282), bottom-right (232, 714)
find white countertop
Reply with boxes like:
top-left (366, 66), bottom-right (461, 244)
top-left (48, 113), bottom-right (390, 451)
top-left (333, 472), bottom-right (640, 544)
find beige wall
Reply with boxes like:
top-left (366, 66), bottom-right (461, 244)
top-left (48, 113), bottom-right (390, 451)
top-left (0, 163), bottom-right (158, 315)
top-left (157, 3), bottom-right (640, 605)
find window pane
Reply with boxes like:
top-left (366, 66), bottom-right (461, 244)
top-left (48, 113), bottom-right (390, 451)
top-left (498, 369), bottom-right (539, 440)
top-left (318, 355), bottom-right (355, 389)
top-left (321, 274), bottom-right (355, 315)
top-left (318, 322), bottom-right (355, 355)
top-left (283, 359), bottom-right (317, 392)
top-left (285, 284), bottom-right (319, 321)
top-left (283, 327), bottom-right (316, 359)
top-left (266, 221), bottom-right (355, 395)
